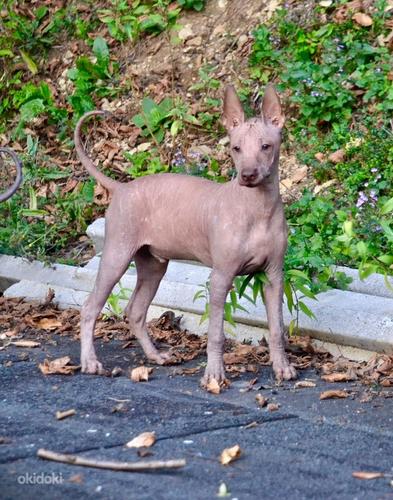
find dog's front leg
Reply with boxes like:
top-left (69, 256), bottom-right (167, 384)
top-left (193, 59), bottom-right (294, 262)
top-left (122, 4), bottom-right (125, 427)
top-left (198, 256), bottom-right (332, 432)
top-left (264, 269), bottom-right (297, 381)
top-left (201, 269), bottom-right (233, 386)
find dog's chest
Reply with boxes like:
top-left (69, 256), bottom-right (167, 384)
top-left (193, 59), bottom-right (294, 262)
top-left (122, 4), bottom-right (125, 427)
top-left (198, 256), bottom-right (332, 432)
top-left (236, 217), bottom-right (287, 274)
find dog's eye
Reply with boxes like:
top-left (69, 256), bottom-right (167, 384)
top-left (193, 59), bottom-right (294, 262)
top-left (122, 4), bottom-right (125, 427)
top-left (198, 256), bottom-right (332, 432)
top-left (261, 144), bottom-right (271, 151)
top-left (232, 146), bottom-right (241, 153)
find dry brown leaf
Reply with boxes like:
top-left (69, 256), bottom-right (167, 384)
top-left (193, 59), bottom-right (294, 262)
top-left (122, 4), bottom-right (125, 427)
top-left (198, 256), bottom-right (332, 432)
top-left (291, 166), bottom-right (308, 183)
top-left (295, 381), bottom-right (316, 388)
top-left (206, 378), bottom-right (221, 394)
top-left (352, 12), bottom-right (373, 27)
top-left (314, 152), bottom-right (325, 162)
top-left (11, 340), bottom-right (40, 348)
top-left (130, 366), bottom-right (153, 382)
top-left (321, 373), bottom-right (354, 383)
top-left (328, 149), bottom-right (345, 163)
top-left (267, 403), bottom-right (280, 412)
top-left (255, 394), bottom-right (268, 407)
top-left (35, 317), bottom-right (62, 330)
top-left (220, 444), bottom-right (242, 465)
top-left (39, 356), bottom-right (80, 375)
top-left (126, 431), bottom-right (156, 448)
top-left (352, 471), bottom-right (384, 480)
top-left (320, 390), bottom-right (348, 400)
top-left (69, 473), bottom-right (84, 484)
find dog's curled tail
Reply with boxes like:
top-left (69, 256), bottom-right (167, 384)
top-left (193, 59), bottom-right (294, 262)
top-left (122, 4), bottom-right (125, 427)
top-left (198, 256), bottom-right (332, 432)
top-left (0, 147), bottom-right (23, 202)
top-left (74, 110), bottom-right (118, 192)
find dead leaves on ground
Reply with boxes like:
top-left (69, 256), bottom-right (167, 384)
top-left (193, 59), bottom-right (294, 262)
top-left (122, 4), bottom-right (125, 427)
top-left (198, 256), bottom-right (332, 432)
top-left (1, 298), bottom-right (393, 392)
top-left (320, 390), bottom-right (349, 400)
top-left (130, 366), bottom-right (153, 382)
top-left (126, 432), bottom-right (156, 449)
top-left (220, 444), bottom-right (242, 466)
top-left (39, 356), bottom-right (80, 375)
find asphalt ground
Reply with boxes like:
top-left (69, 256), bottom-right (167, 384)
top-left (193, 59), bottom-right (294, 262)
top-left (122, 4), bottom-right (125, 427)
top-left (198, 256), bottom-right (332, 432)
top-left (1, 334), bottom-right (393, 500)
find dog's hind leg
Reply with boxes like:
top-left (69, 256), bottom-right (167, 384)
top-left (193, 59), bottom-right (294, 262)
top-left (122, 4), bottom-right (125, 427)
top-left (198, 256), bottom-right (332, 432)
top-left (80, 225), bottom-right (137, 374)
top-left (125, 247), bottom-right (169, 365)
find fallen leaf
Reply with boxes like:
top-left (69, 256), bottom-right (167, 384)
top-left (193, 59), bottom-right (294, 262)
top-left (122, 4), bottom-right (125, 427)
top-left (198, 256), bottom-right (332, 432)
top-left (220, 444), bottom-right (241, 465)
top-left (352, 12), bottom-right (373, 27)
top-left (39, 356), bottom-right (80, 375)
top-left (206, 378), bottom-right (221, 394)
top-left (255, 394), bottom-right (268, 407)
top-left (126, 431), bottom-right (156, 448)
top-left (35, 317), bottom-right (62, 330)
top-left (267, 403), bottom-right (280, 412)
top-left (291, 166), bottom-right (308, 183)
top-left (328, 149), bottom-right (345, 163)
top-left (321, 373), bottom-right (354, 383)
top-left (320, 390), bottom-right (348, 400)
top-left (295, 381), bottom-right (316, 388)
top-left (11, 340), bottom-right (40, 348)
top-left (69, 473), bottom-right (84, 484)
top-left (217, 482), bottom-right (230, 497)
top-left (314, 152), bottom-right (325, 162)
top-left (111, 366), bottom-right (123, 377)
top-left (352, 471), bottom-right (384, 480)
top-left (130, 366), bottom-right (153, 382)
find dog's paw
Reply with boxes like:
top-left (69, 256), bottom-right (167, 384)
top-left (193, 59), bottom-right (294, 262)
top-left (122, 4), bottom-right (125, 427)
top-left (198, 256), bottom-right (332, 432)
top-left (201, 360), bottom-right (227, 387)
top-left (146, 349), bottom-right (172, 366)
top-left (271, 356), bottom-right (297, 381)
top-left (81, 355), bottom-right (105, 375)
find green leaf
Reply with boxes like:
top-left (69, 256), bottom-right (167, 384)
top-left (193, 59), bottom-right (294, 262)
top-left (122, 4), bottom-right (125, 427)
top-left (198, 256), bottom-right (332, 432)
top-left (0, 49), bottom-right (14, 57)
top-left (298, 301), bottom-right (316, 319)
top-left (237, 274), bottom-right (254, 298)
top-left (20, 209), bottom-right (48, 217)
top-left (356, 241), bottom-right (368, 258)
top-left (224, 303), bottom-right (236, 326)
top-left (286, 269), bottom-right (310, 281)
top-left (343, 220), bottom-right (353, 238)
top-left (93, 37), bottom-right (109, 61)
top-left (377, 255), bottom-right (393, 266)
top-left (284, 281), bottom-right (294, 314)
top-left (380, 197), bottom-right (393, 215)
top-left (170, 119), bottom-right (182, 137)
top-left (20, 50), bottom-right (38, 75)
top-left (380, 221), bottom-right (393, 242)
top-left (142, 98), bottom-right (157, 116)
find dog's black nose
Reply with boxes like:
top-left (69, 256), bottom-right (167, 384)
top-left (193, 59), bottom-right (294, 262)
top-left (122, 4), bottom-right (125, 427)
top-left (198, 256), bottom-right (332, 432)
top-left (241, 170), bottom-right (257, 183)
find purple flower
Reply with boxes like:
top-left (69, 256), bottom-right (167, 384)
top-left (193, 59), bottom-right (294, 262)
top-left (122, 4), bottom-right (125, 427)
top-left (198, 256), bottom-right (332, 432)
top-left (356, 191), bottom-right (368, 208)
top-left (371, 167), bottom-right (378, 173)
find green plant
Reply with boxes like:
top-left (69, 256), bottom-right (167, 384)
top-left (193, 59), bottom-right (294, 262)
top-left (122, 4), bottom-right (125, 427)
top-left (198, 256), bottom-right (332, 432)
top-left (98, 0), bottom-right (180, 42)
top-left (67, 37), bottom-right (118, 117)
top-left (124, 150), bottom-right (169, 177)
top-left (177, 0), bottom-right (206, 11)
top-left (103, 281), bottom-right (133, 319)
top-left (336, 197), bottom-right (393, 285)
top-left (132, 96), bottom-right (199, 143)
top-left (249, 3), bottom-right (393, 131)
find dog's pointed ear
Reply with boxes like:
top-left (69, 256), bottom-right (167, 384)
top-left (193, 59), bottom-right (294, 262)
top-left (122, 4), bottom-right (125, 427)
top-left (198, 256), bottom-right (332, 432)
top-left (261, 85), bottom-right (285, 129)
top-left (223, 85), bottom-right (245, 131)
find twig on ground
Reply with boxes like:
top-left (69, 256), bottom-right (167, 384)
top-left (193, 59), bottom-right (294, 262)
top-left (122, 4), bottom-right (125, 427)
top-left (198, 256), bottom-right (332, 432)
top-left (37, 448), bottom-right (186, 471)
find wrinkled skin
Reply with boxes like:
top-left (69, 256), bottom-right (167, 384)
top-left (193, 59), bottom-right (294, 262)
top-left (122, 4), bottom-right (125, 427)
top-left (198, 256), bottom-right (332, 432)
top-left (75, 85), bottom-right (297, 386)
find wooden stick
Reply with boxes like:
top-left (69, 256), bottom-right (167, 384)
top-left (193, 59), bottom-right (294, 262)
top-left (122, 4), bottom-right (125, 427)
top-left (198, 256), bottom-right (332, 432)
top-left (37, 448), bottom-right (186, 471)
top-left (56, 409), bottom-right (76, 420)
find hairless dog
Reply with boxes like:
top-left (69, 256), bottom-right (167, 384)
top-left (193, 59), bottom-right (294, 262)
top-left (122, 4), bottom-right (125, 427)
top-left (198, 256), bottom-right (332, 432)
top-left (75, 85), bottom-right (297, 385)
top-left (0, 148), bottom-right (23, 202)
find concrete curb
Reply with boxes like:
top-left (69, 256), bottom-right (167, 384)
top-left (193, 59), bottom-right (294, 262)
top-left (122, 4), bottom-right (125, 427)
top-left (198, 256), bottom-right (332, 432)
top-left (1, 254), bottom-right (393, 360)
top-left (86, 217), bottom-right (393, 299)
